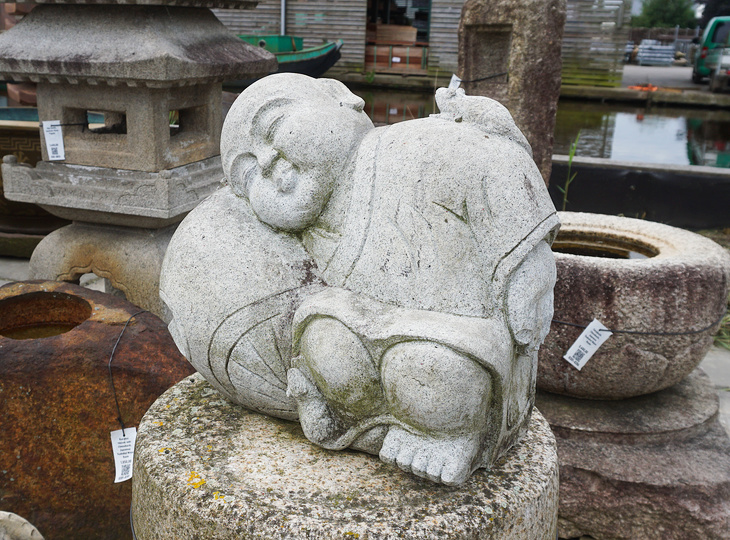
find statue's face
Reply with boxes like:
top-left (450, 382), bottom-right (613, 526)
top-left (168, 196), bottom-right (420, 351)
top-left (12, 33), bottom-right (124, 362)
top-left (229, 100), bottom-right (371, 232)
top-left (506, 241), bottom-right (556, 352)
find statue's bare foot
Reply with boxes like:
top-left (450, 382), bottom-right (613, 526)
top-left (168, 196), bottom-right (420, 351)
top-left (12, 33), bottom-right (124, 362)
top-left (287, 367), bottom-right (342, 447)
top-left (380, 426), bottom-right (480, 486)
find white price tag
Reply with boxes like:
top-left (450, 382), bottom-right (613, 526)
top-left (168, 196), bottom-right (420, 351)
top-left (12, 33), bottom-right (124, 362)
top-left (563, 319), bottom-right (612, 370)
top-left (389, 108), bottom-right (398, 115)
top-left (392, 56), bottom-right (401, 63)
top-left (110, 427), bottom-right (137, 483)
top-left (448, 74), bottom-right (462, 90)
top-left (41, 120), bottom-right (65, 161)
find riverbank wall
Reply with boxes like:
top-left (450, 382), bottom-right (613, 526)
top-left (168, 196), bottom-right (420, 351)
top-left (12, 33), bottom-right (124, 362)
top-left (550, 155), bottom-right (730, 229)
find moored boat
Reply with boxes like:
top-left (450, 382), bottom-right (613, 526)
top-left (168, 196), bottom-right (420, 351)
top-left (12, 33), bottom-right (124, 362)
top-left (224, 35), bottom-right (342, 89)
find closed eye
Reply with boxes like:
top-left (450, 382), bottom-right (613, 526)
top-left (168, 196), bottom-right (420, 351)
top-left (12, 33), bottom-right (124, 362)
top-left (265, 113), bottom-right (285, 143)
top-left (236, 153), bottom-right (259, 195)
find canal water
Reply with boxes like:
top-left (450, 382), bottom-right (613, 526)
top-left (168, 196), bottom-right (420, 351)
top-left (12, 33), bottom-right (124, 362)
top-left (352, 88), bottom-right (730, 169)
top-left (4, 87), bottom-right (728, 169)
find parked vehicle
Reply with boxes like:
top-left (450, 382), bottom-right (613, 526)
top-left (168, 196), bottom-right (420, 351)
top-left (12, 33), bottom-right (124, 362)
top-left (706, 46), bottom-right (730, 92)
top-left (692, 16), bottom-right (730, 83)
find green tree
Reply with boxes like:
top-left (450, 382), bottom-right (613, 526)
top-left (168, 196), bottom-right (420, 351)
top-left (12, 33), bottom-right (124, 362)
top-left (632, 0), bottom-right (697, 27)
top-left (700, 0), bottom-right (730, 27)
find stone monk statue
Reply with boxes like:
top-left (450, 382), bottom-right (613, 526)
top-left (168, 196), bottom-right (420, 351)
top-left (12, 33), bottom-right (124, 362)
top-left (160, 73), bottom-right (559, 486)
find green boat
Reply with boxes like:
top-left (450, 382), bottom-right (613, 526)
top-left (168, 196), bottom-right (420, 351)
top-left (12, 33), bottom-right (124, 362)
top-left (224, 35), bottom-right (343, 89)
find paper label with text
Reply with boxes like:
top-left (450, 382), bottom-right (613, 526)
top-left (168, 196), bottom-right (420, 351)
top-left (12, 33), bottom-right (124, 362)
top-left (563, 319), bottom-right (612, 370)
top-left (41, 121), bottom-right (65, 161)
top-left (448, 74), bottom-right (462, 90)
top-left (111, 427), bottom-right (137, 483)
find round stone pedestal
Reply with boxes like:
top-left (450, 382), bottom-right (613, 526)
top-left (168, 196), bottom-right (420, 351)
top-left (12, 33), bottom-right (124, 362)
top-left (132, 374), bottom-right (559, 539)
top-left (537, 369), bottom-right (730, 539)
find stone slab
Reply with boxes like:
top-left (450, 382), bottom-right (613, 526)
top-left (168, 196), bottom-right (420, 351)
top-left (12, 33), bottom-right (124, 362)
top-left (700, 347), bottom-right (730, 436)
top-left (536, 369), bottom-right (719, 444)
top-left (538, 369), bottom-right (730, 539)
top-left (132, 373), bottom-right (560, 539)
top-left (0, 5), bottom-right (276, 86)
top-left (2, 155), bottom-right (223, 226)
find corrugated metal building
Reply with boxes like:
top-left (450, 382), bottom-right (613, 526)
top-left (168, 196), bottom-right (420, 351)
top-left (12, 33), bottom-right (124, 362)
top-left (561, 0), bottom-right (632, 86)
top-left (214, 0), bottom-right (630, 86)
top-left (214, 0), bottom-right (464, 77)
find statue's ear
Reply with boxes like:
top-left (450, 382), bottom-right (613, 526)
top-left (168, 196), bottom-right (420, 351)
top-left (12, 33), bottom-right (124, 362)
top-left (316, 78), bottom-right (365, 112)
top-left (227, 153), bottom-right (251, 198)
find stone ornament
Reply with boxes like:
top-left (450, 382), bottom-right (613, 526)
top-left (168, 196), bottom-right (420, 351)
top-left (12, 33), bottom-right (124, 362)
top-left (132, 373), bottom-right (561, 539)
top-left (540, 212), bottom-right (730, 399)
top-left (160, 73), bottom-right (559, 486)
top-left (0, 512), bottom-right (44, 540)
top-left (0, 281), bottom-right (195, 538)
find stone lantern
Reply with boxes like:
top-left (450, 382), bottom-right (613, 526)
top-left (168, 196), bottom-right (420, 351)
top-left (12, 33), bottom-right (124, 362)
top-left (0, 0), bottom-right (277, 318)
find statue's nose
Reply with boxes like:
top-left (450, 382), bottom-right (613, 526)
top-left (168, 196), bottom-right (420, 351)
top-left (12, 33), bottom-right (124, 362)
top-left (259, 148), bottom-right (279, 176)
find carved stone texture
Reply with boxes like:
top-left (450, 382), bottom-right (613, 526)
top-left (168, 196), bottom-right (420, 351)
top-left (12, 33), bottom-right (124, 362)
top-left (0, 280), bottom-right (195, 540)
top-left (160, 73), bottom-right (560, 486)
top-left (458, 0), bottom-right (566, 184)
top-left (537, 369), bottom-right (730, 539)
top-left (0, 511), bottom-right (44, 540)
top-left (539, 212), bottom-right (730, 399)
top-left (28, 222), bottom-right (177, 318)
top-left (33, 83), bottom-right (223, 171)
top-left (0, 5), bottom-right (275, 87)
top-left (0, 4), bottom-right (275, 172)
top-left (132, 373), bottom-right (559, 539)
top-left (3, 155), bottom-right (223, 226)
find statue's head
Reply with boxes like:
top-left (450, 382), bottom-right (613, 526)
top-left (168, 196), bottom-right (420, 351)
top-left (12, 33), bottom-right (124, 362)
top-left (221, 73), bottom-right (374, 232)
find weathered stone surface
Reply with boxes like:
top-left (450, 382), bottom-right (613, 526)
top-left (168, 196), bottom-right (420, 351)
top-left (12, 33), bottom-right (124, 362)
top-left (0, 511), bottom-right (44, 540)
top-left (132, 373), bottom-right (559, 539)
top-left (28, 222), bottom-right (177, 318)
top-left (459, 0), bottom-right (566, 184)
top-left (161, 74), bottom-right (560, 486)
top-left (3, 155), bottom-right (223, 225)
top-left (537, 369), bottom-right (719, 444)
top-left (0, 280), bottom-right (195, 540)
top-left (0, 5), bottom-right (276, 87)
top-left (32, 82), bottom-right (224, 171)
top-left (538, 369), bottom-right (730, 539)
top-left (539, 212), bottom-right (730, 399)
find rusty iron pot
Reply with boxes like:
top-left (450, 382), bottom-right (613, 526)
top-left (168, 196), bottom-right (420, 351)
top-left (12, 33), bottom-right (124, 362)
top-left (538, 212), bottom-right (730, 399)
top-left (0, 280), bottom-right (194, 540)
